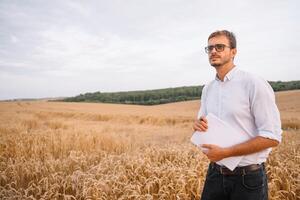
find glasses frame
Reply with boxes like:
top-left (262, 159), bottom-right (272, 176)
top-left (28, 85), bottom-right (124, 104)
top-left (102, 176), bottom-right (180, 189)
top-left (205, 44), bottom-right (231, 54)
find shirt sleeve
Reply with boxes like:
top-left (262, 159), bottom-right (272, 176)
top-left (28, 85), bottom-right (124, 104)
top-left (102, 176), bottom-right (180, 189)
top-left (197, 85), bottom-right (208, 119)
top-left (250, 77), bottom-right (282, 142)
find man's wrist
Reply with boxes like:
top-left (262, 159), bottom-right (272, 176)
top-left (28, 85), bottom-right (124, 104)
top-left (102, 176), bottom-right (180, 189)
top-left (223, 147), bottom-right (233, 158)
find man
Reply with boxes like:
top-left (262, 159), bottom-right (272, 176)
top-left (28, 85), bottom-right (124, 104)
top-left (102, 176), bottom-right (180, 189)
top-left (193, 30), bottom-right (282, 200)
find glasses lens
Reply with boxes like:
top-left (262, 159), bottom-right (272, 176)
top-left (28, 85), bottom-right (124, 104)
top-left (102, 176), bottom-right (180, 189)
top-left (205, 47), bottom-right (209, 53)
top-left (215, 44), bottom-right (225, 52)
top-left (205, 45), bottom-right (213, 53)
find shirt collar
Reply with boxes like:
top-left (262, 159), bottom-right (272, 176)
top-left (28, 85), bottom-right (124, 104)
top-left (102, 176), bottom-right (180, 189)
top-left (215, 66), bottom-right (238, 82)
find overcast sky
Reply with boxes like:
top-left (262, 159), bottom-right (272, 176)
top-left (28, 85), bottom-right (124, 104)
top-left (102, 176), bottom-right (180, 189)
top-left (0, 0), bottom-right (299, 100)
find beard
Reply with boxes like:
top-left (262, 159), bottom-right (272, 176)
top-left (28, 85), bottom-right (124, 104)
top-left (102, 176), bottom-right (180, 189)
top-left (211, 62), bottom-right (222, 67)
top-left (209, 56), bottom-right (231, 68)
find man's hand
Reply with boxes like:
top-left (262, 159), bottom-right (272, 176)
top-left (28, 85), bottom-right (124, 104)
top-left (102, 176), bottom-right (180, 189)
top-left (201, 144), bottom-right (229, 162)
top-left (193, 116), bottom-right (208, 132)
top-left (201, 137), bottom-right (279, 162)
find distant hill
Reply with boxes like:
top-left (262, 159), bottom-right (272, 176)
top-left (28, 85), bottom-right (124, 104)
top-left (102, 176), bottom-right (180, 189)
top-left (62, 86), bottom-right (204, 105)
top-left (60, 80), bottom-right (300, 105)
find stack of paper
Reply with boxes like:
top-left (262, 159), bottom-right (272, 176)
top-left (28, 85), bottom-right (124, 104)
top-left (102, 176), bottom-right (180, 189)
top-left (191, 113), bottom-right (249, 171)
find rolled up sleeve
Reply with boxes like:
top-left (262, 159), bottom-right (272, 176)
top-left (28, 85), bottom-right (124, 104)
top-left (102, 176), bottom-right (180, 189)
top-left (250, 77), bottom-right (282, 143)
top-left (197, 85), bottom-right (208, 119)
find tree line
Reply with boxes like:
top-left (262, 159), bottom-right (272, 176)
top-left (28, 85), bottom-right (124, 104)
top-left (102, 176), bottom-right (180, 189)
top-left (61, 80), bottom-right (300, 105)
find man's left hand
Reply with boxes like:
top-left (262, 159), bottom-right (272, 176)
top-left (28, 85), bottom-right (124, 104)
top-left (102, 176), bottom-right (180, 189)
top-left (201, 144), bottom-right (229, 162)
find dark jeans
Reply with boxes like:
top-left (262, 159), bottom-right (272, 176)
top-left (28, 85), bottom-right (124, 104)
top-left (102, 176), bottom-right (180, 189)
top-left (200, 163), bottom-right (268, 200)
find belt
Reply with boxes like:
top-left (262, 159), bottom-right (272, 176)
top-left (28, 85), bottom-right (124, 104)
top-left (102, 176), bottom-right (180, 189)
top-left (211, 162), bottom-right (264, 175)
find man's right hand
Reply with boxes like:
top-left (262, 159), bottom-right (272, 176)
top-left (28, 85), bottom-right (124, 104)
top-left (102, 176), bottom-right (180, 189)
top-left (193, 116), bottom-right (208, 132)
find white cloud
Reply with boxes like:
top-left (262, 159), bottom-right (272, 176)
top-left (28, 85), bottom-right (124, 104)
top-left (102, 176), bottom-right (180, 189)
top-left (10, 35), bottom-right (18, 43)
top-left (0, 0), bottom-right (299, 100)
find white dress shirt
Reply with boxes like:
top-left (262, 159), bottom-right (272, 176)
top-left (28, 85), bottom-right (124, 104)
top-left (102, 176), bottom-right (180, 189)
top-left (198, 66), bottom-right (282, 166)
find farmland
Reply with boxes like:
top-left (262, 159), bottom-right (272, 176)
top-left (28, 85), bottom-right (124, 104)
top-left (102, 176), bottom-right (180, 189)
top-left (0, 90), bottom-right (299, 199)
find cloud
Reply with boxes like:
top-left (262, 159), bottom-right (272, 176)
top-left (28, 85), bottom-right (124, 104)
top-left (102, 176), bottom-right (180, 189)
top-left (0, 0), bottom-right (299, 100)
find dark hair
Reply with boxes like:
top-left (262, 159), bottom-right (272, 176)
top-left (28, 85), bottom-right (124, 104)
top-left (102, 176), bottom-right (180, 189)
top-left (208, 30), bottom-right (236, 49)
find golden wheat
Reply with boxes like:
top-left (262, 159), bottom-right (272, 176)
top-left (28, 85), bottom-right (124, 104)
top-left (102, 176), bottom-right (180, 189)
top-left (0, 90), bottom-right (299, 199)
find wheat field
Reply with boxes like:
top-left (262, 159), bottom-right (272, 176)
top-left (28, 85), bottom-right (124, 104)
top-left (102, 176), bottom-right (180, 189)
top-left (0, 90), bottom-right (299, 200)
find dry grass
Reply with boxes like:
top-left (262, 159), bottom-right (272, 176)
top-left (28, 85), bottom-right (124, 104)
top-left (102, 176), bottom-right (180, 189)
top-left (0, 90), bottom-right (299, 199)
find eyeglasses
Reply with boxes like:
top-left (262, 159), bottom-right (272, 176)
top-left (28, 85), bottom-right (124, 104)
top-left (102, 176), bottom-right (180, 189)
top-left (205, 44), bottom-right (231, 53)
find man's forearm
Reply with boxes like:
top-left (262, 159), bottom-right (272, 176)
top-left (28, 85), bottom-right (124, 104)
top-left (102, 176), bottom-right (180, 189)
top-left (224, 136), bottom-right (279, 158)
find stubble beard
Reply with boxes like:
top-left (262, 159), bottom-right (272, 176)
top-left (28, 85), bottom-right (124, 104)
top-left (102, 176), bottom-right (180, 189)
top-left (210, 60), bottom-right (223, 68)
top-left (210, 57), bottom-right (231, 68)
top-left (211, 63), bottom-right (221, 68)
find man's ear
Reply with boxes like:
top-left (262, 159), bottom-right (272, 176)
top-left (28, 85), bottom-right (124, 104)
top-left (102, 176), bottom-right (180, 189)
top-left (231, 48), bottom-right (237, 59)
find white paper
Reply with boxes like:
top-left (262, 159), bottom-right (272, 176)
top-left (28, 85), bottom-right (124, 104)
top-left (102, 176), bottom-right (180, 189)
top-left (191, 113), bottom-right (250, 171)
